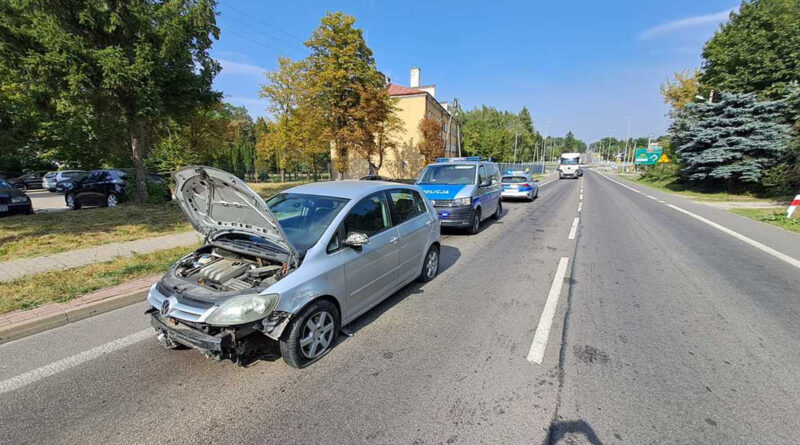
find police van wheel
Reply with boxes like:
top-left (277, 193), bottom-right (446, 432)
top-left (468, 209), bottom-right (481, 235)
top-left (493, 201), bottom-right (502, 220)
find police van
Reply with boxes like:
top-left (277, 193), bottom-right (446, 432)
top-left (415, 157), bottom-right (502, 234)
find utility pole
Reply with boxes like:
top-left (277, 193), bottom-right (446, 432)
top-left (445, 98), bottom-right (459, 157)
top-left (541, 121), bottom-right (552, 174)
top-left (624, 117), bottom-right (631, 171)
top-left (513, 131), bottom-right (519, 163)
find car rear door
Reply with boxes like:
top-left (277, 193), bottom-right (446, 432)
top-left (339, 192), bottom-right (400, 314)
top-left (386, 188), bottom-right (433, 285)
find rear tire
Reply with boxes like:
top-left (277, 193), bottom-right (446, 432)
top-left (105, 193), bottom-right (119, 207)
top-left (66, 193), bottom-right (80, 210)
top-left (280, 299), bottom-right (340, 369)
top-left (492, 200), bottom-right (502, 219)
top-left (418, 245), bottom-right (440, 282)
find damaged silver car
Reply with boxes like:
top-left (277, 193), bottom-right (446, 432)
top-left (147, 167), bottom-right (441, 368)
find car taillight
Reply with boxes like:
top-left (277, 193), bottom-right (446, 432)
top-left (520, 183), bottom-right (530, 188)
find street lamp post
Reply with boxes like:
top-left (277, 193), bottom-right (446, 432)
top-left (624, 117), bottom-right (631, 171)
top-left (541, 120), bottom-right (552, 173)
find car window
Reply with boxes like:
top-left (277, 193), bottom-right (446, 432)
top-left (478, 166), bottom-right (487, 186)
top-left (344, 193), bottom-right (390, 237)
top-left (266, 193), bottom-right (349, 255)
top-left (502, 176), bottom-right (529, 184)
top-left (387, 189), bottom-right (426, 225)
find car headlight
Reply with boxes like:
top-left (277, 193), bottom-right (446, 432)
top-left (453, 197), bottom-right (471, 207)
top-left (11, 196), bottom-right (28, 204)
top-left (205, 293), bottom-right (280, 325)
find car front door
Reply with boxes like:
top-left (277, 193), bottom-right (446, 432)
top-left (477, 165), bottom-right (496, 217)
top-left (339, 192), bottom-right (400, 315)
top-left (386, 189), bottom-right (433, 285)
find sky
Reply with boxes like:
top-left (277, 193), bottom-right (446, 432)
top-left (210, 0), bottom-right (739, 143)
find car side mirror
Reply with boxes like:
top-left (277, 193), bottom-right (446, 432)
top-left (343, 232), bottom-right (369, 249)
top-left (480, 179), bottom-right (491, 187)
top-left (534, 179), bottom-right (540, 183)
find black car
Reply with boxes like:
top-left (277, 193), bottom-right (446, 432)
top-left (0, 177), bottom-right (34, 216)
top-left (63, 169), bottom-right (170, 209)
top-left (9, 171), bottom-right (48, 191)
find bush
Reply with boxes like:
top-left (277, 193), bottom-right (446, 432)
top-left (639, 163), bottom-right (681, 183)
top-left (124, 177), bottom-right (171, 204)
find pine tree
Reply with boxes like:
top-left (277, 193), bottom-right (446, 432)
top-left (674, 92), bottom-right (791, 188)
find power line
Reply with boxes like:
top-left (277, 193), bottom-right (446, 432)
top-left (220, 14), bottom-right (310, 57)
top-left (219, 2), bottom-right (310, 50)
top-left (220, 27), bottom-right (303, 60)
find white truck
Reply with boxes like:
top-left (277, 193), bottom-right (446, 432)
top-left (558, 153), bottom-right (581, 179)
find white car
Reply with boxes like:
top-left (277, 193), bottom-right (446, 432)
top-left (501, 172), bottom-right (539, 201)
top-left (43, 170), bottom-right (86, 192)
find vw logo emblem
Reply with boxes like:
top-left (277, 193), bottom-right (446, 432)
top-left (160, 299), bottom-right (172, 316)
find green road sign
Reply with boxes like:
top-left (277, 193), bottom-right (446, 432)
top-left (634, 145), bottom-right (663, 165)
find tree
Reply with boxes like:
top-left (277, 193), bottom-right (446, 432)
top-left (304, 12), bottom-right (385, 178)
top-left (261, 57), bottom-right (306, 182)
top-left (701, 0), bottom-right (800, 99)
top-left (349, 85), bottom-right (401, 175)
top-left (660, 70), bottom-right (702, 112)
top-left (417, 117), bottom-right (445, 164)
top-left (673, 92), bottom-right (791, 189)
top-left (0, 0), bottom-right (220, 201)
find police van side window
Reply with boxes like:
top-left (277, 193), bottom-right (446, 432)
top-left (478, 166), bottom-right (487, 186)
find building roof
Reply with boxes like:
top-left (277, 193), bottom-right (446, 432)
top-left (387, 83), bottom-right (424, 96)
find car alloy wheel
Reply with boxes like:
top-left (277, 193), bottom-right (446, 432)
top-left (493, 201), bottom-right (502, 219)
top-left (106, 193), bottom-right (118, 207)
top-left (469, 210), bottom-right (481, 234)
top-left (66, 193), bottom-right (77, 210)
top-left (425, 248), bottom-right (438, 278)
top-left (299, 311), bottom-right (335, 359)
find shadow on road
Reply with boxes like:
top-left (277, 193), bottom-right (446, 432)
top-left (545, 420), bottom-right (604, 445)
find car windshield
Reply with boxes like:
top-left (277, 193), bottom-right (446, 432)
top-left (561, 158), bottom-right (579, 165)
top-left (0, 178), bottom-right (11, 188)
top-left (266, 193), bottom-right (349, 255)
top-left (502, 176), bottom-right (528, 183)
top-left (417, 164), bottom-right (476, 185)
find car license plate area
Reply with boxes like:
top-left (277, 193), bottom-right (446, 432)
top-left (0, 205), bottom-right (8, 212)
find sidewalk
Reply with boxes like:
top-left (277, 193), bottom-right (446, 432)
top-left (0, 231), bottom-right (201, 283)
top-left (0, 274), bottom-right (159, 344)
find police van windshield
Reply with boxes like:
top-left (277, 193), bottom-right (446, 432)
top-left (561, 157), bottom-right (579, 165)
top-left (417, 164), bottom-right (476, 185)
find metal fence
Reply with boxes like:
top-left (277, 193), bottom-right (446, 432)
top-left (496, 163), bottom-right (548, 175)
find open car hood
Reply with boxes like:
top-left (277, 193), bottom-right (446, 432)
top-left (173, 167), bottom-right (298, 261)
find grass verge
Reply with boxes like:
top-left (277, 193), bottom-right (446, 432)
top-left (1, 245), bottom-right (195, 314)
top-left (730, 207), bottom-right (800, 234)
top-left (632, 176), bottom-right (779, 203)
top-left (0, 203), bottom-right (191, 261)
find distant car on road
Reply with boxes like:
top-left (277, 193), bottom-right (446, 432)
top-left (9, 171), bottom-right (48, 191)
top-left (147, 167), bottom-right (441, 368)
top-left (63, 169), bottom-right (169, 209)
top-left (0, 177), bottom-right (33, 216)
top-left (501, 172), bottom-right (539, 201)
top-left (43, 170), bottom-right (86, 192)
top-left (416, 157), bottom-right (502, 234)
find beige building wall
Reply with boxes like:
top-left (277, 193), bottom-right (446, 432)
top-left (332, 92), bottom-right (460, 180)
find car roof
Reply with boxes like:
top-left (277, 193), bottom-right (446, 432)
top-left (283, 180), bottom-right (417, 200)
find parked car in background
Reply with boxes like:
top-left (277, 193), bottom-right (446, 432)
top-left (415, 157), bottom-right (502, 234)
top-left (0, 177), bottom-right (33, 216)
top-left (147, 167), bottom-right (441, 368)
top-left (9, 171), bottom-right (48, 191)
top-left (63, 169), bottom-right (170, 209)
top-left (501, 171), bottom-right (539, 201)
top-left (43, 170), bottom-right (86, 192)
top-left (55, 172), bottom-right (88, 193)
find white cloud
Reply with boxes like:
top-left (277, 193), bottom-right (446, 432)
top-left (639, 8), bottom-right (735, 40)
top-left (218, 59), bottom-right (267, 77)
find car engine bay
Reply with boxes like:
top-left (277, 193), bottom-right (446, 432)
top-left (175, 247), bottom-right (285, 292)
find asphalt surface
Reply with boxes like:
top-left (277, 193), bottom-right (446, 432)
top-left (27, 189), bottom-right (69, 213)
top-left (1, 171), bottom-right (799, 444)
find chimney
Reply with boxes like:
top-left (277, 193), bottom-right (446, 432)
top-left (410, 67), bottom-right (420, 88)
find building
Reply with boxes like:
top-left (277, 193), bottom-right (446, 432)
top-left (334, 67), bottom-right (460, 179)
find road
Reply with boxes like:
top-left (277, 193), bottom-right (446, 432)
top-left (27, 189), bottom-right (69, 213)
top-left (2, 171), bottom-right (800, 444)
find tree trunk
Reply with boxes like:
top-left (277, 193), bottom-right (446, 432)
top-left (130, 121), bottom-right (149, 203)
top-left (281, 169), bottom-right (286, 183)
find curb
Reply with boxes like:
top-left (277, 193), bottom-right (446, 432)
top-left (0, 287), bottom-right (150, 345)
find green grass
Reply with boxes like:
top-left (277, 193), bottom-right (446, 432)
top-left (632, 176), bottom-right (774, 202)
top-left (1, 245), bottom-right (195, 314)
top-left (730, 207), bottom-right (800, 234)
top-left (0, 203), bottom-right (191, 262)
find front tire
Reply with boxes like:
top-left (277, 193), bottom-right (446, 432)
top-left (280, 299), bottom-right (340, 369)
top-left (492, 200), bottom-right (502, 219)
top-left (418, 245), bottom-right (440, 282)
top-left (467, 209), bottom-right (481, 235)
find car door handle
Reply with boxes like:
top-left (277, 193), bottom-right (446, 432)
top-left (425, 219), bottom-right (432, 226)
top-left (389, 236), bottom-right (399, 245)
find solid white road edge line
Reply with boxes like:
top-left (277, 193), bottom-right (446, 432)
top-left (599, 173), bottom-right (800, 271)
top-left (568, 217), bottom-right (580, 240)
top-left (0, 329), bottom-right (152, 396)
top-left (527, 257), bottom-right (570, 364)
